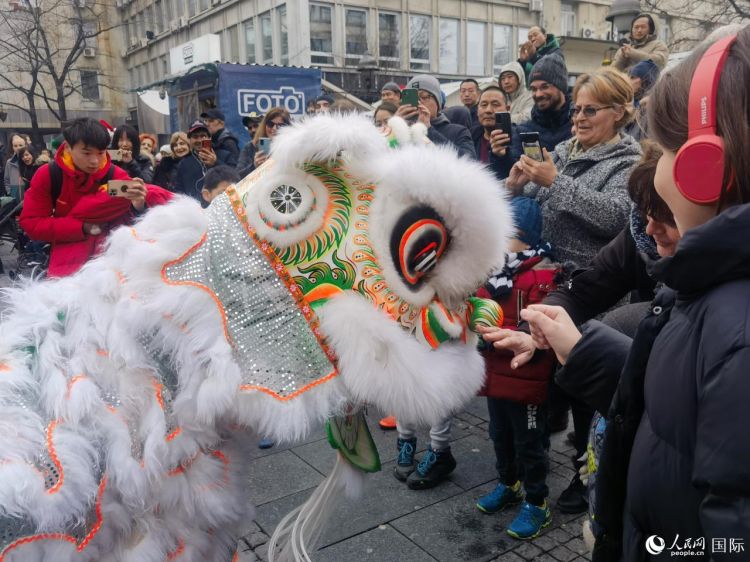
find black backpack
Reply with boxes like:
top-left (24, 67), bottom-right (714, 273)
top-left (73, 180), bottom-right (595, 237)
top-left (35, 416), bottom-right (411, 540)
top-left (47, 161), bottom-right (115, 215)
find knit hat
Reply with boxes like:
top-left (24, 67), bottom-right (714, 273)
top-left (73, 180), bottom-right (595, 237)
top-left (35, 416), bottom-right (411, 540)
top-left (406, 74), bottom-right (443, 108)
top-left (628, 60), bottom-right (660, 91)
top-left (528, 55), bottom-right (568, 94)
top-left (316, 94), bottom-right (335, 105)
top-left (381, 82), bottom-right (402, 97)
top-left (510, 196), bottom-right (543, 248)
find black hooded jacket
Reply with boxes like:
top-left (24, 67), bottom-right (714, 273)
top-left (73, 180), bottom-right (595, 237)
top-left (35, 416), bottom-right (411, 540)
top-left (515, 97), bottom-right (574, 154)
top-left (211, 128), bottom-right (240, 167)
top-left (561, 203), bottom-right (750, 561)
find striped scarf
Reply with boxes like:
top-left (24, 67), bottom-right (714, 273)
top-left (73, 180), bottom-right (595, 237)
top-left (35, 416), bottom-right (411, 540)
top-left (484, 242), bottom-right (553, 299)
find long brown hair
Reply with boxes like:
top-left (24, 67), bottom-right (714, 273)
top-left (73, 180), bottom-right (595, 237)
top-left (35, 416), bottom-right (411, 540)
top-left (649, 25), bottom-right (750, 208)
top-left (628, 141), bottom-right (674, 225)
top-left (253, 107), bottom-right (291, 145)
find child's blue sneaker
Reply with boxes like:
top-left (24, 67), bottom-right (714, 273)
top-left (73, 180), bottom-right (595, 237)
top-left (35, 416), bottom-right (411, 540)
top-left (258, 438), bottom-right (275, 449)
top-left (506, 501), bottom-right (551, 540)
top-left (476, 481), bottom-right (523, 514)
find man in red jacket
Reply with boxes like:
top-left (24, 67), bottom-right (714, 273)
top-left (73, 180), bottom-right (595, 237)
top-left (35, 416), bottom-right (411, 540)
top-left (20, 118), bottom-right (172, 277)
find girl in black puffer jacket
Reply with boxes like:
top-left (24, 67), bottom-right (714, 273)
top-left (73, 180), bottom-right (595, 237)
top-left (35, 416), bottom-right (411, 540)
top-left (110, 125), bottom-right (154, 183)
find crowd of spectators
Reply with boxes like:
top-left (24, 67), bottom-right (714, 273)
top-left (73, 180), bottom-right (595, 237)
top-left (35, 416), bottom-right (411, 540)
top-left (2, 14), bottom-right (747, 558)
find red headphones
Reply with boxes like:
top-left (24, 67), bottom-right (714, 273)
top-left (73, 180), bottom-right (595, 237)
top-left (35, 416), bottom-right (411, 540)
top-left (673, 34), bottom-right (737, 204)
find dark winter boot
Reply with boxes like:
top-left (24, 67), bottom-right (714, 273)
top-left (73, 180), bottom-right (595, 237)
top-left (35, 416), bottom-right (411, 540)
top-left (406, 447), bottom-right (456, 490)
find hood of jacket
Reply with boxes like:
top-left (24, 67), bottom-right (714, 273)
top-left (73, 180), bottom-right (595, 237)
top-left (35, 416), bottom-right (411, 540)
top-left (499, 61), bottom-right (528, 101)
top-left (54, 143), bottom-right (113, 186)
top-left (530, 96), bottom-right (571, 130)
top-left (555, 132), bottom-right (642, 167)
top-left (542, 34), bottom-right (560, 53)
top-left (650, 203), bottom-right (750, 296)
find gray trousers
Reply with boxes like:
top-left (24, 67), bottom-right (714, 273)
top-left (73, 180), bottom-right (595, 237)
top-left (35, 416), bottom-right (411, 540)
top-left (397, 418), bottom-right (452, 451)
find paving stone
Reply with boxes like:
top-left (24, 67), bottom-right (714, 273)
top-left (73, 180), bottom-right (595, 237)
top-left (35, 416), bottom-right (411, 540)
top-left (244, 531), bottom-right (269, 548)
top-left (549, 545), bottom-right (578, 561)
top-left (245, 422), bottom-right (328, 461)
top-left (533, 533), bottom-right (562, 552)
top-left (391, 482), bottom-right (518, 562)
top-left (565, 537), bottom-right (590, 556)
top-left (254, 543), bottom-right (268, 561)
top-left (246, 449), bottom-right (324, 506)
top-left (254, 458), bottom-right (463, 548)
top-left (462, 396), bottom-right (491, 422)
top-left (454, 411), bottom-right (485, 426)
top-left (316, 524), bottom-right (436, 562)
top-left (512, 541), bottom-right (544, 560)
top-left (546, 526), bottom-right (574, 543)
top-left (235, 547), bottom-right (258, 562)
top-left (489, 552), bottom-right (525, 562)
top-left (444, 433), bottom-right (501, 491)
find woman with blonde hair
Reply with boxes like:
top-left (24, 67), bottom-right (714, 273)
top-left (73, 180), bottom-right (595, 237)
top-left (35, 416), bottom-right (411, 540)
top-left (153, 131), bottom-right (190, 191)
top-left (236, 108), bottom-right (291, 177)
top-left (507, 67), bottom-right (642, 266)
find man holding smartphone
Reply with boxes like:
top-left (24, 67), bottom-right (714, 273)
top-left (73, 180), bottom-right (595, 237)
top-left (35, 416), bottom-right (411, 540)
top-left (174, 120), bottom-right (222, 202)
top-left (471, 86), bottom-right (519, 180)
top-left (395, 74), bottom-right (476, 159)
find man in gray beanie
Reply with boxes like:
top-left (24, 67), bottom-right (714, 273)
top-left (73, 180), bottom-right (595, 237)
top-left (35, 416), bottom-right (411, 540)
top-left (515, 55), bottom-right (573, 154)
top-left (395, 74), bottom-right (476, 159)
top-left (380, 82), bottom-right (402, 104)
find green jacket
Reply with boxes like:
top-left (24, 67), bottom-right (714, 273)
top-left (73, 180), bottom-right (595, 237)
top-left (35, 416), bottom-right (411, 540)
top-left (519, 34), bottom-right (563, 84)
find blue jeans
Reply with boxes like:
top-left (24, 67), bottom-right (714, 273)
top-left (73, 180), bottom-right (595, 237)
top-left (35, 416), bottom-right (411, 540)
top-left (487, 398), bottom-right (550, 505)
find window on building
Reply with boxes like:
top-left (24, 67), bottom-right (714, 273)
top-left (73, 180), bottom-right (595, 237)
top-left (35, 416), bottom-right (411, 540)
top-left (199, 0), bottom-right (209, 12)
top-left (492, 24), bottom-right (512, 73)
top-left (80, 70), bottom-right (99, 100)
top-left (188, 0), bottom-right (196, 17)
top-left (518, 27), bottom-right (530, 48)
top-left (245, 19), bottom-right (256, 64)
top-left (345, 8), bottom-right (367, 64)
top-left (227, 25), bottom-right (239, 61)
top-left (161, 55), bottom-right (169, 75)
top-left (260, 11), bottom-right (273, 63)
top-left (278, 5), bottom-right (289, 65)
top-left (154, 0), bottom-right (164, 34)
top-left (82, 21), bottom-right (97, 49)
top-left (659, 16), bottom-right (670, 44)
top-left (438, 18), bottom-right (459, 74)
top-left (409, 14), bottom-right (431, 71)
top-left (378, 12), bottom-right (400, 68)
top-left (561, 3), bottom-right (576, 37)
top-left (466, 21), bottom-right (485, 76)
top-left (310, 3), bottom-right (334, 65)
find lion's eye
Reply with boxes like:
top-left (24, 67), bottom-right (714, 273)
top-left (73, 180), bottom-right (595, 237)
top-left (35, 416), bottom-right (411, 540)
top-left (389, 206), bottom-right (450, 289)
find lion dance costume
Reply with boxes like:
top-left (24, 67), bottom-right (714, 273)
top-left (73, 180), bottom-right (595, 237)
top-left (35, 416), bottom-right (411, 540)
top-left (0, 115), bottom-right (512, 561)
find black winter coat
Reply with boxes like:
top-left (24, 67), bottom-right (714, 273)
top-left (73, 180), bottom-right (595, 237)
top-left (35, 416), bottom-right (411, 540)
top-left (236, 142), bottom-right (257, 178)
top-left (173, 152), bottom-right (207, 201)
top-left (470, 124), bottom-right (518, 180)
top-left (113, 153), bottom-right (154, 183)
top-left (152, 156), bottom-right (182, 191)
top-left (562, 203), bottom-right (750, 561)
top-left (211, 128), bottom-right (240, 168)
top-left (427, 114), bottom-right (476, 159)
top-left (514, 98), bottom-right (573, 154)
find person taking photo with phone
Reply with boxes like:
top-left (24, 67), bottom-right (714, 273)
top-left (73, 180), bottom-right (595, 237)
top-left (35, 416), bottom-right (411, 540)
top-left (612, 13), bottom-right (669, 73)
top-left (109, 125), bottom-right (154, 183)
top-left (236, 108), bottom-right (291, 178)
top-left (471, 86), bottom-right (519, 180)
top-left (174, 120), bottom-right (223, 203)
top-left (395, 74), bottom-right (476, 159)
top-left (19, 118), bottom-right (172, 277)
top-left (200, 108), bottom-right (240, 168)
top-left (518, 26), bottom-right (563, 84)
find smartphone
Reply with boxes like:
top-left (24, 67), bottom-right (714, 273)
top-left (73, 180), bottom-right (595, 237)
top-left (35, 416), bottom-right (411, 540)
top-left (258, 137), bottom-right (271, 154)
top-left (520, 132), bottom-right (544, 162)
top-left (107, 149), bottom-right (122, 161)
top-left (400, 88), bottom-right (419, 108)
top-left (494, 112), bottom-right (512, 140)
top-left (619, 37), bottom-right (631, 46)
top-left (108, 179), bottom-right (135, 197)
top-left (200, 139), bottom-right (212, 151)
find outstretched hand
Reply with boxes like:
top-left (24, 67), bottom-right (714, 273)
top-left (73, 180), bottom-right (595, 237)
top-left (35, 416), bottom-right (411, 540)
top-left (519, 305), bottom-right (581, 365)
top-left (477, 326), bottom-right (536, 369)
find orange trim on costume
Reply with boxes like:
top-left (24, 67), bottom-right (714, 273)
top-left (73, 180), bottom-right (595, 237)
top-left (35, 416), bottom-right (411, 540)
top-left (167, 538), bottom-right (186, 560)
top-left (130, 228), bottom-right (156, 243)
top-left (66, 375), bottom-right (88, 399)
top-left (113, 269), bottom-right (127, 285)
top-left (232, 552), bottom-right (239, 562)
top-left (0, 477), bottom-right (107, 560)
top-left (152, 379), bottom-right (165, 410)
top-left (305, 284), bottom-right (343, 303)
top-left (96, 349), bottom-right (109, 357)
top-left (166, 428), bottom-right (182, 441)
top-left (239, 370), bottom-right (339, 401)
top-left (46, 420), bottom-right (64, 494)
top-left (398, 219), bottom-right (447, 285)
top-left (0, 362), bottom-right (10, 372)
top-left (420, 310), bottom-right (439, 349)
top-left (160, 233), bottom-right (234, 347)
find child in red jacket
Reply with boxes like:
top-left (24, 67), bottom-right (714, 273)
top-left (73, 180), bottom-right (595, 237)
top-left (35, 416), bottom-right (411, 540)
top-left (475, 196), bottom-right (560, 540)
top-left (20, 118), bottom-right (172, 277)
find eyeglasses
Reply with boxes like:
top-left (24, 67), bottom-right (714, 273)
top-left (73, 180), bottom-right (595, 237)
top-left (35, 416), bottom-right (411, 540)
top-left (266, 121), bottom-right (289, 130)
top-left (569, 105), bottom-right (615, 119)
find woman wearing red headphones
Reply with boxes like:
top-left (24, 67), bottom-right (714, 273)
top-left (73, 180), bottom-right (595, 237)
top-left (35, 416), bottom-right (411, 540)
top-left (489, 27), bottom-right (750, 560)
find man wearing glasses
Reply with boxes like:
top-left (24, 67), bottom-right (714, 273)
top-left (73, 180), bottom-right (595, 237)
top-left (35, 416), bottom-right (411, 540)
top-left (515, 55), bottom-right (573, 154)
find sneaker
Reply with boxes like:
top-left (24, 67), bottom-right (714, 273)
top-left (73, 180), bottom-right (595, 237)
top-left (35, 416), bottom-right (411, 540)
top-left (557, 473), bottom-right (588, 514)
top-left (406, 447), bottom-right (456, 490)
top-left (507, 501), bottom-right (552, 540)
top-left (258, 438), bottom-right (275, 449)
top-left (379, 416), bottom-right (397, 430)
top-left (393, 437), bottom-right (417, 481)
top-left (476, 481), bottom-right (523, 514)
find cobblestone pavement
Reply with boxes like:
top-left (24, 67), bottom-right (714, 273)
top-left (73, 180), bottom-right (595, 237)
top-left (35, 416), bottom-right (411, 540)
top-left (1, 239), bottom-right (590, 562)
